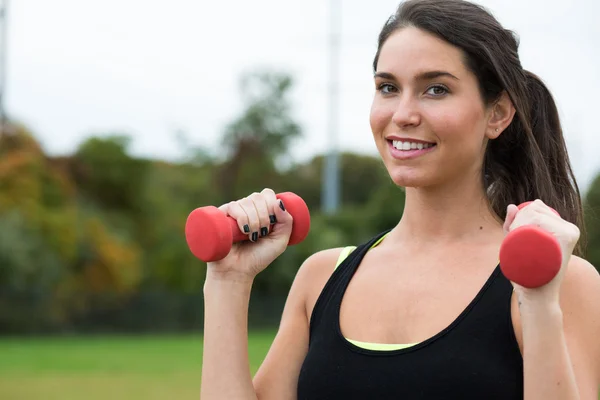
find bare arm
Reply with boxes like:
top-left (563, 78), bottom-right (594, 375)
top-left (201, 274), bottom-right (258, 400)
top-left (519, 294), bottom-right (579, 399)
top-left (514, 256), bottom-right (600, 400)
top-left (252, 248), bottom-right (341, 399)
top-left (200, 189), bottom-right (340, 400)
top-left (504, 201), bottom-right (600, 399)
top-left (199, 188), bottom-right (297, 400)
top-left (200, 224), bottom-right (341, 399)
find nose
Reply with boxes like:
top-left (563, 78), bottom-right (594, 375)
top-left (391, 95), bottom-right (421, 129)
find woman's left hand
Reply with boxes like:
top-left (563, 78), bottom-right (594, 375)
top-left (502, 199), bottom-right (581, 306)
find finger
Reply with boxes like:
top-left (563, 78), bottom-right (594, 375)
top-left (272, 197), bottom-right (293, 233)
top-left (261, 188), bottom-right (279, 229)
top-left (248, 192), bottom-right (271, 238)
top-left (531, 199), bottom-right (561, 218)
top-left (509, 204), bottom-right (547, 232)
top-left (532, 199), bottom-right (547, 208)
top-left (219, 201), bottom-right (251, 237)
top-left (238, 196), bottom-right (261, 242)
top-left (503, 204), bottom-right (518, 234)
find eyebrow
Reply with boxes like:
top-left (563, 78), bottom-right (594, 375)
top-left (374, 70), bottom-right (460, 81)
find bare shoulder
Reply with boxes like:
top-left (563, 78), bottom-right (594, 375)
top-left (293, 247), bottom-right (347, 321)
top-left (561, 255), bottom-right (600, 304)
top-left (560, 255), bottom-right (600, 335)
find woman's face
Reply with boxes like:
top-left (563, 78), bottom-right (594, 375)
top-left (370, 27), bottom-right (493, 189)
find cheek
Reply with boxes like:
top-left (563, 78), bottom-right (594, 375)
top-left (369, 100), bottom-right (393, 135)
top-left (427, 104), bottom-right (485, 145)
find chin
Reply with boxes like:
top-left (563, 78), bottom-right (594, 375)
top-left (387, 170), bottom-right (430, 188)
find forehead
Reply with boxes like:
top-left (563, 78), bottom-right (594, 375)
top-left (377, 27), bottom-right (467, 77)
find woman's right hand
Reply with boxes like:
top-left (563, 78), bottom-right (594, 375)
top-left (206, 188), bottom-right (294, 282)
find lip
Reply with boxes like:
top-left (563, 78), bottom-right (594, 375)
top-left (387, 139), bottom-right (437, 160)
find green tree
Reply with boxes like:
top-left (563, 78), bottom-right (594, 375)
top-left (73, 135), bottom-right (148, 213)
top-left (0, 125), bottom-right (143, 331)
top-left (283, 152), bottom-right (392, 213)
top-left (222, 70), bottom-right (301, 161)
top-left (217, 70), bottom-right (302, 201)
top-left (584, 172), bottom-right (600, 273)
top-left (139, 161), bottom-right (215, 292)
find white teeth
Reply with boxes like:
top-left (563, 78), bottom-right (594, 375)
top-left (391, 140), bottom-right (435, 151)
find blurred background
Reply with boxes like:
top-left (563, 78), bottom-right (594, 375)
top-left (0, 0), bottom-right (599, 398)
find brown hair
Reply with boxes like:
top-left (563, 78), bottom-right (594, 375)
top-left (374, 0), bottom-right (585, 255)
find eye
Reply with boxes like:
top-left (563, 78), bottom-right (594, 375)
top-left (425, 84), bottom-right (449, 97)
top-left (377, 83), bottom-right (397, 94)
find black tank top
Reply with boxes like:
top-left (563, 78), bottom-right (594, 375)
top-left (297, 231), bottom-right (524, 399)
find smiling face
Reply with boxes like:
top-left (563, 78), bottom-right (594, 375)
top-left (370, 27), bottom-right (496, 189)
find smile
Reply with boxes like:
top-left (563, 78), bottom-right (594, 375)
top-left (391, 140), bottom-right (436, 151)
top-left (386, 139), bottom-right (437, 160)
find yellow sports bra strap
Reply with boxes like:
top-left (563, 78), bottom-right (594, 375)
top-left (335, 246), bottom-right (357, 271)
top-left (334, 233), bottom-right (390, 272)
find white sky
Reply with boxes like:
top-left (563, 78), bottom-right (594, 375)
top-left (7, 0), bottom-right (600, 192)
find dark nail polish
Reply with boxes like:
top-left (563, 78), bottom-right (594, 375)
top-left (261, 227), bottom-right (268, 237)
top-left (252, 232), bottom-right (258, 242)
top-left (269, 215), bottom-right (277, 224)
top-left (279, 200), bottom-right (286, 211)
top-left (243, 224), bottom-right (250, 233)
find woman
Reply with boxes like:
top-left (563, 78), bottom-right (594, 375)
top-left (200, 0), bottom-right (600, 398)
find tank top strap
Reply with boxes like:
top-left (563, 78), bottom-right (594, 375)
top-left (308, 230), bottom-right (391, 341)
top-left (334, 231), bottom-right (390, 271)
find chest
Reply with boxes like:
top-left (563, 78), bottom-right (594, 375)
top-left (298, 240), bottom-right (524, 400)
top-left (339, 250), bottom-right (500, 344)
top-left (297, 245), bottom-right (523, 400)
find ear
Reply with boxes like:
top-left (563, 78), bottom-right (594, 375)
top-left (486, 91), bottom-right (516, 139)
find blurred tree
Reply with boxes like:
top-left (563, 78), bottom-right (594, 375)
top-left (218, 70), bottom-right (302, 201)
top-left (0, 126), bottom-right (143, 332)
top-left (222, 71), bottom-right (301, 161)
top-left (0, 210), bottom-right (65, 332)
top-left (139, 160), bottom-right (213, 292)
top-left (73, 134), bottom-right (149, 213)
top-left (584, 173), bottom-right (600, 273)
top-left (283, 152), bottom-right (392, 212)
top-left (0, 124), bottom-right (78, 263)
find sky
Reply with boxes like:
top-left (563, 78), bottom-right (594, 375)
top-left (6, 0), bottom-right (600, 192)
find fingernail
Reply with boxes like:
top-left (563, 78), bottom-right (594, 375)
top-left (260, 227), bottom-right (268, 237)
top-left (243, 224), bottom-right (250, 233)
top-left (279, 200), bottom-right (286, 212)
top-left (269, 215), bottom-right (277, 224)
top-left (252, 232), bottom-right (258, 242)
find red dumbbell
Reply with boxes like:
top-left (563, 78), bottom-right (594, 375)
top-left (499, 201), bottom-right (562, 288)
top-left (185, 192), bottom-right (310, 262)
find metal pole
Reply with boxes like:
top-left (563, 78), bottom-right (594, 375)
top-left (322, 0), bottom-right (341, 214)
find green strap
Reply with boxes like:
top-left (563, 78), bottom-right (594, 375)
top-left (334, 232), bottom-right (390, 271)
top-left (334, 246), bottom-right (357, 270)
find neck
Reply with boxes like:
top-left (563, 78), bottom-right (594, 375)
top-left (392, 175), bottom-right (503, 245)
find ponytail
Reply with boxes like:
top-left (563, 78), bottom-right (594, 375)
top-left (484, 71), bottom-right (586, 256)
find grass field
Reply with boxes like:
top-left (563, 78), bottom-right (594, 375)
top-left (0, 332), bottom-right (276, 400)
